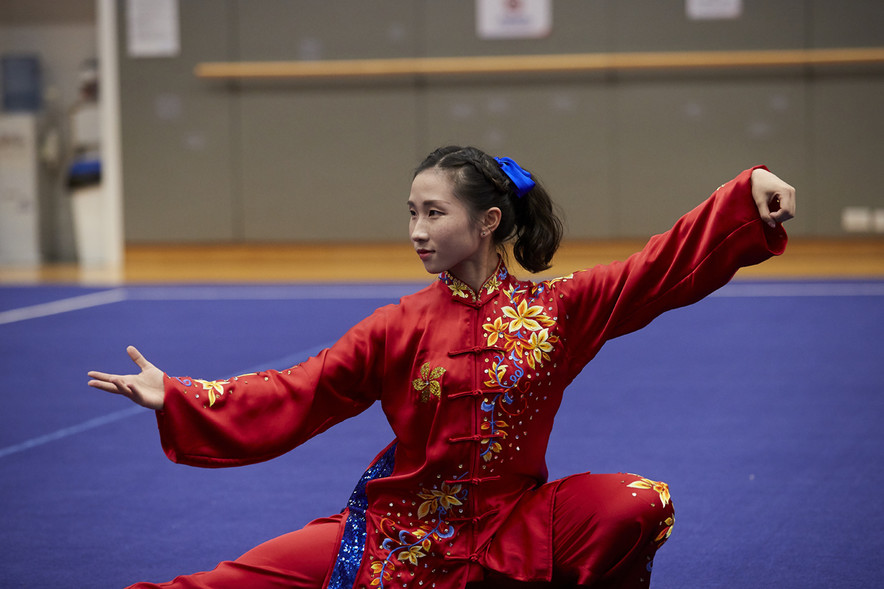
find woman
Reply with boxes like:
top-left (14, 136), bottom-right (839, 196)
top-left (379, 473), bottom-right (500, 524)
top-left (88, 145), bottom-right (795, 588)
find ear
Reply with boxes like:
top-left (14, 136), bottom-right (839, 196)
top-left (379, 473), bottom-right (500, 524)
top-left (481, 207), bottom-right (502, 235)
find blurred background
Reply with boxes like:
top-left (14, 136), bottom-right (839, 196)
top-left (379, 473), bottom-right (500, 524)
top-left (1, 0), bottom-right (882, 282)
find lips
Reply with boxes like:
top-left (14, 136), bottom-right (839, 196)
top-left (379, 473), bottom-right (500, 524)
top-left (416, 249), bottom-right (433, 261)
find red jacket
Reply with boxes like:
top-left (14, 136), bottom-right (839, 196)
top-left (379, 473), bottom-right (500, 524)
top-left (156, 168), bottom-right (786, 589)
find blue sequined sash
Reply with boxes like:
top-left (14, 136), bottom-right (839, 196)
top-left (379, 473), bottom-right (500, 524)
top-left (326, 441), bottom-right (397, 589)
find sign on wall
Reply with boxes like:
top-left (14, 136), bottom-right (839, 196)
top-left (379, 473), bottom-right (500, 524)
top-left (477, 0), bottom-right (552, 40)
top-left (686, 0), bottom-right (743, 20)
top-left (127, 0), bottom-right (180, 58)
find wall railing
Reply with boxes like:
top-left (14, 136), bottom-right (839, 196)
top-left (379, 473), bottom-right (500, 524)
top-left (195, 47), bottom-right (884, 80)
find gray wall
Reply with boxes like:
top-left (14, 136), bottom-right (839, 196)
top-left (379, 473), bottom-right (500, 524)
top-left (112, 1), bottom-right (882, 242)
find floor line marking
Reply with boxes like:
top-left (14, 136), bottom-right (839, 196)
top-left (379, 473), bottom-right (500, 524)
top-left (125, 284), bottom-right (424, 301)
top-left (0, 289), bottom-right (128, 325)
top-left (0, 406), bottom-right (144, 459)
top-left (0, 343), bottom-right (334, 460)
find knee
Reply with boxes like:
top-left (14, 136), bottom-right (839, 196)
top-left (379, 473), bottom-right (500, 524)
top-left (618, 473), bottom-right (674, 517)
top-left (550, 473), bottom-right (675, 584)
top-left (616, 473), bottom-right (675, 543)
top-left (557, 473), bottom-right (674, 542)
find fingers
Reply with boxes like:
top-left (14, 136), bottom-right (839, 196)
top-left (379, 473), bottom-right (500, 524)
top-left (769, 185), bottom-right (796, 224)
top-left (127, 345), bottom-right (152, 370)
top-left (87, 379), bottom-right (119, 394)
top-left (755, 198), bottom-right (775, 228)
top-left (750, 168), bottom-right (796, 227)
top-left (87, 372), bottom-right (132, 397)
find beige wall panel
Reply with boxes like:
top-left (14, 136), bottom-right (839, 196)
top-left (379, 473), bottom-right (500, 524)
top-left (119, 1), bottom-right (235, 242)
top-left (612, 78), bottom-right (809, 237)
top-left (421, 81), bottom-right (614, 239)
top-left (235, 0), bottom-right (418, 60)
top-left (810, 0), bottom-right (884, 48)
top-left (810, 77), bottom-right (884, 235)
top-left (238, 86), bottom-right (418, 242)
top-left (612, 0), bottom-right (806, 51)
top-left (109, 0), bottom-right (883, 243)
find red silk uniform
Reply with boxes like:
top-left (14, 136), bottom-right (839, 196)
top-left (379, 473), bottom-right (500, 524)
top-left (154, 168), bottom-right (786, 589)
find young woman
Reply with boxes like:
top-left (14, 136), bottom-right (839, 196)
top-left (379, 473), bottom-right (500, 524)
top-left (88, 145), bottom-right (795, 589)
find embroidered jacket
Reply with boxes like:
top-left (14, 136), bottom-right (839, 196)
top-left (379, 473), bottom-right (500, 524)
top-left (156, 168), bottom-right (787, 588)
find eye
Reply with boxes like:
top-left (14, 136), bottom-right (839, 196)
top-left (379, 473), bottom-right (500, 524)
top-left (428, 209), bottom-right (442, 217)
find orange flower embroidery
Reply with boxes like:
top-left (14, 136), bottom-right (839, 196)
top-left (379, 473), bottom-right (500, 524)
top-left (655, 516), bottom-right (675, 543)
top-left (417, 482), bottom-right (464, 518)
top-left (412, 363), bottom-right (446, 403)
top-left (522, 328), bottom-right (556, 369)
top-left (396, 540), bottom-right (432, 565)
top-left (370, 560), bottom-right (391, 586)
top-left (627, 477), bottom-right (671, 507)
top-left (501, 299), bottom-right (547, 332)
top-left (482, 317), bottom-right (508, 346)
top-left (194, 379), bottom-right (229, 407)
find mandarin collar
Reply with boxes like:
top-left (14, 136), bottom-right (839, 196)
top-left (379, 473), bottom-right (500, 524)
top-left (438, 259), bottom-right (512, 303)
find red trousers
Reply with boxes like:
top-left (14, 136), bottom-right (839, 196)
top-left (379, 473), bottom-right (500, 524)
top-left (127, 473), bottom-right (674, 589)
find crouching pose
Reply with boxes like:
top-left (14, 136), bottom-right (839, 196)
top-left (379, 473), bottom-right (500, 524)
top-left (89, 145), bottom-right (795, 588)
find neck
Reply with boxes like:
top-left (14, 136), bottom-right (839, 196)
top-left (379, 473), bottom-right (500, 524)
top-left (449, 250), bottom-right (500, 294)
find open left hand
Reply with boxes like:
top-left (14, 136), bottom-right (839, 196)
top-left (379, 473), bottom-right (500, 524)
top-left (88, 346), bottom-right (165, 410)
top-left (751, 168), bottom-right (796, 228)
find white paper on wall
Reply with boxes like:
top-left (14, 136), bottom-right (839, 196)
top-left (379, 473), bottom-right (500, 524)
top-left (127, 0), bottom-right (180, 58)
top-left (686, 0), bottom-right (743, 20)
top-left (477, 0), bottom-right (552, 40)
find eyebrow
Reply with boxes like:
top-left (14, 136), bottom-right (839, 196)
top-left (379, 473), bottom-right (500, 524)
top-left (407, 199), bottom-right (449, 208)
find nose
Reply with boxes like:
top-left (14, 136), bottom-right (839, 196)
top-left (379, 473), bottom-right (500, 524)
top-left (410, 216), bottom-right (428, 243)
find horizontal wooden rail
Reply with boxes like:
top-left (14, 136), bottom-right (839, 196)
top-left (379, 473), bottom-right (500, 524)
top-left (195, 47), bottom-right (884, 80)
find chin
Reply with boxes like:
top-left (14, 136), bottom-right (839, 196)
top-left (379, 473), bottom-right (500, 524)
top-left (422, 263), bottom-right (443, 275)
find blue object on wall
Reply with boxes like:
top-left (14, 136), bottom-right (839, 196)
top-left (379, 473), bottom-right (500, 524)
top-left (2, 54), bottom-right (42, 112)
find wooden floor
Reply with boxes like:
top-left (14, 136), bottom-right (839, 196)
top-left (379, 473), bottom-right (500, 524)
top-left (2, 238), bottom-right (884, 285)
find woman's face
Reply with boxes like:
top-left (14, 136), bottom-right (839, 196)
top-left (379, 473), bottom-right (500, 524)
top-left (408, 169), bottom-right (484, 277)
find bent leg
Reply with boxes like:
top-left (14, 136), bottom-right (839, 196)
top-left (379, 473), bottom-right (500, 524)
top-left (551, 473), bottom-right (674, 587)
top-left (126, 514), bottom-right (345, 589)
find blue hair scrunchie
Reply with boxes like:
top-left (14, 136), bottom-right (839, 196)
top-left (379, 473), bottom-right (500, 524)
top-left (495, 156), bottom-right (535, 198)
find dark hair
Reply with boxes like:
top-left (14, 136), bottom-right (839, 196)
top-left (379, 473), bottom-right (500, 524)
top-left (414, 146), bottom-right (563, 273)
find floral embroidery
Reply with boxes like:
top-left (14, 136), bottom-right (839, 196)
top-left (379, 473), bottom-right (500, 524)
top-left (479, 414), bottom-right (508, 461)
top-left (483, 271), bottom-right (502, 295)
top-left (483, 317), bottom-right (508, 347)
top-left (627, 477), bottom-right (671, 507)
top-left (193, 379), bottom-right (229, 407)
top-left (445, 278), bottom-right (471, 299)
top-left (412, 363), bottom-right (446, 403)
top-left (417, 481), bottom-right (464, 518)
top-left (501, 299), bottom-right (548, 332)
top-left (475, 277), bottom-right (569, 463)
top-left (483, 302), bottom-right (558, 374)
top-left (478, 383), bottom-right (528, 462)
top-left (373, 478), bottom-right (467, 587)
top-left (484, 357), bottom-right (510, 389)
top-left (656, 516), bottom-right (675, 544)
top-left (440, 260), bottom-right (510, 302)
top-left (522, 328), bottom-right (555, 369)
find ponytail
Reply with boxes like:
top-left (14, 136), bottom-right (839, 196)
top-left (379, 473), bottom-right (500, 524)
top-left (414, 146), bottom-right (563, 273)
top-left (510, 182), bottom-right (563, 273)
